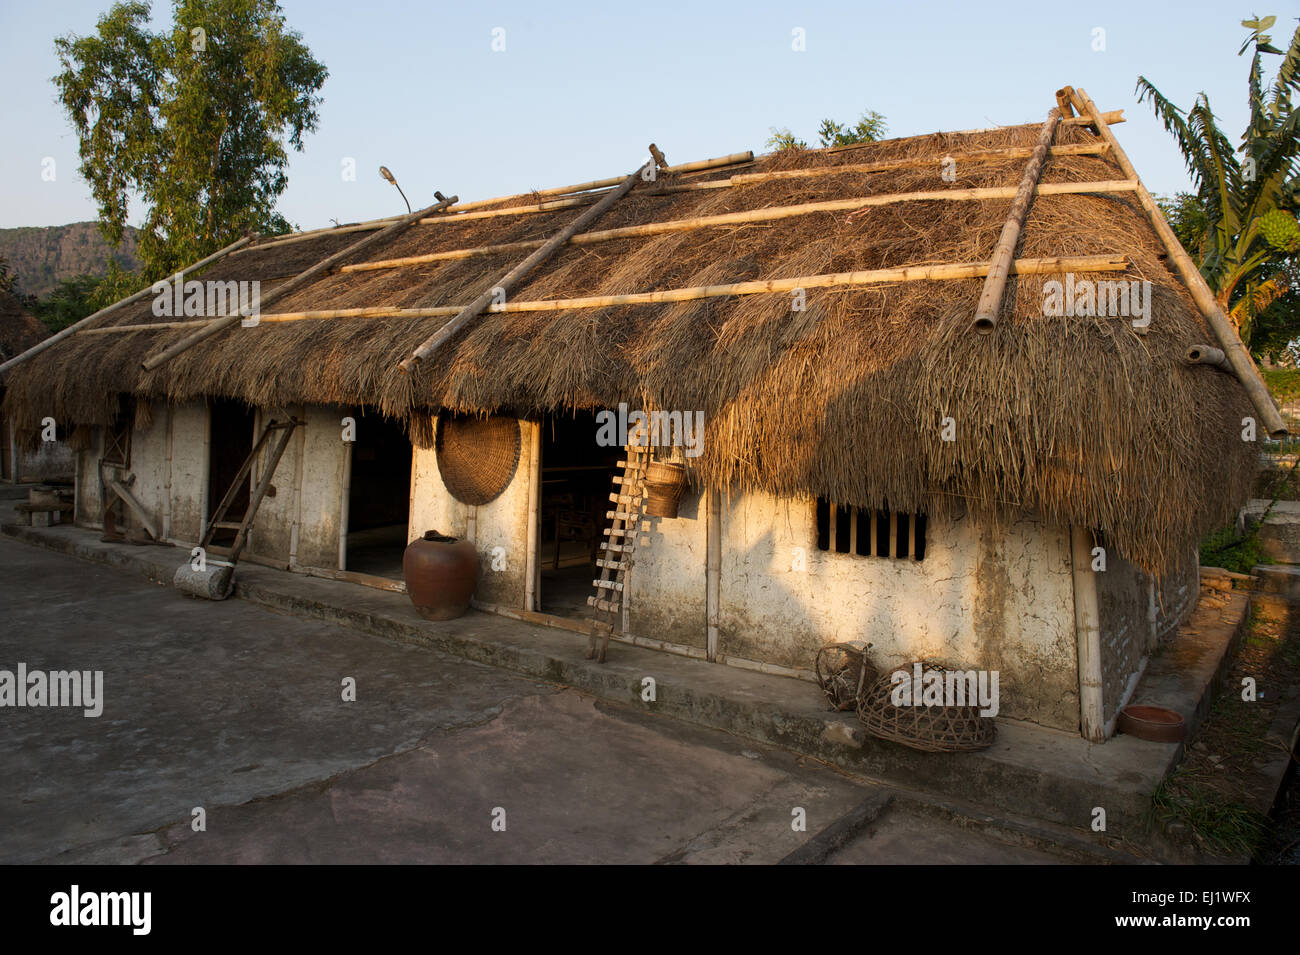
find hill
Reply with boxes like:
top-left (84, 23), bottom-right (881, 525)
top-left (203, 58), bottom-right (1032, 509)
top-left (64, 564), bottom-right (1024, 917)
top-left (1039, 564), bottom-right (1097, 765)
top-left (0, 222), bottom-right (138, 298)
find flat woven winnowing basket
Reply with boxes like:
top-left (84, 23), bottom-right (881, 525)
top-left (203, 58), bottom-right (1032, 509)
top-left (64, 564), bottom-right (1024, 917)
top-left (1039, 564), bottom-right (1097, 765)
top-left (435, 413), bottom-right (521, 506)
top-left (856, 662), bottom-right (997, 752)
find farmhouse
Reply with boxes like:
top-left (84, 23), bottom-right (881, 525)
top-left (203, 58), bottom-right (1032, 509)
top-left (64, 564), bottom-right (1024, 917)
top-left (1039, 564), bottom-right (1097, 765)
top-left (0, 89), bottom-right (1272, 741)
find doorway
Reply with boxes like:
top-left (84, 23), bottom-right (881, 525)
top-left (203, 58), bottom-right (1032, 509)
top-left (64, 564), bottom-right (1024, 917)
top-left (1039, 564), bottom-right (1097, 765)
top-left (343, 412), bottom-right (411, 579)
top-left (207, 398), bottom-right (255, 546)
top-left (537, 412), bottom-right (620, 620)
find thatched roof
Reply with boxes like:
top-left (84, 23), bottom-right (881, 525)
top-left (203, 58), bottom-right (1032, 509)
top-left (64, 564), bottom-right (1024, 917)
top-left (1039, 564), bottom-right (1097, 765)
top-left (0, 290), bottom-right (46, 363)
top-left (0, 119), bottom-right (1258, 573)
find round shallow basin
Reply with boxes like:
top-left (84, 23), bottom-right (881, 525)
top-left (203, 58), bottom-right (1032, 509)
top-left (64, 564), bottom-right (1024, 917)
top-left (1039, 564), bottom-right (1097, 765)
top-left (1117, 705), bottom-right (1186, 743)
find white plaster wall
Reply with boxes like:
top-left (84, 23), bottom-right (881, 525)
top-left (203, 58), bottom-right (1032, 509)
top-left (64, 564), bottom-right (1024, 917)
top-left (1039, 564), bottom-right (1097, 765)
top-left (704, 492), bottom-right (1080, 730)
top-left (167, 402), bottom-right (208, 543)
top-left (293, 405), bottom-right (349, 569)
top-left (626, 487), bottom-right (709, 649)
top-left (247, 404), bottom-right (304, 566)
top-left (408, 417), bottom-right (533, 608)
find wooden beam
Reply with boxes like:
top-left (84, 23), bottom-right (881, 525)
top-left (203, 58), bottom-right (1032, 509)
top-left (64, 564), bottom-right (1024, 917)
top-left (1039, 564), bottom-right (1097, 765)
top-left (973, 108), bottom-right (1062, 333)
top-left (104, 476), bottom-right (160, 540)
top-left (1070, 87), bottom-right (1287, 437)
top-left (139, 195), bottom-right (458, 372)
top-left (0, 234), bottom-right (253, 376)
top-left (254, 254), bottom-right (1130, 325)
top-left (400, 157), bottom-right (653, 370)
top-left (344, 179), bottom-right (1138, 275)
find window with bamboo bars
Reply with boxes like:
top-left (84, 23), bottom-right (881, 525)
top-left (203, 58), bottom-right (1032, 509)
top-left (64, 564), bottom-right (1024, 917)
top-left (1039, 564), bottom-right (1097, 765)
top-left (815, 500), bottom-right (927, 561)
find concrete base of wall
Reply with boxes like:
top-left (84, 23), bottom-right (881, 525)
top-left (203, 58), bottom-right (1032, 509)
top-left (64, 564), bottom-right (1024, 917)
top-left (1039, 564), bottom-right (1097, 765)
top-left (0, 521), bottom-right (1256, 860)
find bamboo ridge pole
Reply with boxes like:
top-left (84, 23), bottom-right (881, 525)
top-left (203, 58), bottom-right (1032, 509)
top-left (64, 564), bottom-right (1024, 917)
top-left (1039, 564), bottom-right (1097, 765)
top-left (140, 194), bottom-right (458, 372)
top-left (0, 234), bottom-right (254, 376)
top-left (343, 180), bottom-right (1138, 275)
top-left (400, 154), bottom-right (657, 371)
top-left (448, 151), bottom-right (754, 213)
top-left (973, 108), bottom-right (1062, 334)
top-left (1069, 86), bottom-right (1287, 437)
top-left (238, 254), bottom-right (1128, 326)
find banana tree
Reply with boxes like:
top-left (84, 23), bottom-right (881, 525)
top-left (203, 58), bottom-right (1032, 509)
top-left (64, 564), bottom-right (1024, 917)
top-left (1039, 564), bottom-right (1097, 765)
top-left (1137, 15), bottom-right (1300, 346)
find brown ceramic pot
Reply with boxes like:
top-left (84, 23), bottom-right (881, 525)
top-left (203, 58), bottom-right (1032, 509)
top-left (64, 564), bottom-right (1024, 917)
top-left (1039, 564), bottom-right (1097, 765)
top-left (403, 530), bottom-right (480, 620)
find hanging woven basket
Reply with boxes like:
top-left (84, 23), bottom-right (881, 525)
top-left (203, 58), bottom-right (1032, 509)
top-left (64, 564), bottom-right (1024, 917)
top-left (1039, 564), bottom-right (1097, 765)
top-left (435, 413), bottom-right (521, 506)
top-left (856, 661), bottom-right (997, 752)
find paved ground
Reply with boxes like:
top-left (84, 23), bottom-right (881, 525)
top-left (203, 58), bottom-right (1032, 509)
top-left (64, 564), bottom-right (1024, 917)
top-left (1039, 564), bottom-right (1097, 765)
top-left (0, 536), bottom-right (1067, 864)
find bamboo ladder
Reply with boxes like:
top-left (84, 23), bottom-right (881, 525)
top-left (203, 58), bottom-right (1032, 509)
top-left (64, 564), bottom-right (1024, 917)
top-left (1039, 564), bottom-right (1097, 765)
top-left (200, 418), bottom-right (300, 567)
top-left (585, 441), bottom-right (653, 662)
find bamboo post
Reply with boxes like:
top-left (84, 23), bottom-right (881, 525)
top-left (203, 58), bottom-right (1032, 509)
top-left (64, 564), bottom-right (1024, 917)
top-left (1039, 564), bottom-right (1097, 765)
top-left (400, 154), bottom-right (654, 370)
top-left (973, 108), bottom-right (1062, 333)
top-left (1055, 88), bottom-right (1075, 117)
top-left (0, 233), bottom-right (253, 376)
top-left (706, 485), bottom-right (721, 662)
top-left (1070, 525), bottom-right (1106, 742)
top-left (1069, 87), bottom-right (1287, 437)
top-left (140, 195), bottom-right (458, 372)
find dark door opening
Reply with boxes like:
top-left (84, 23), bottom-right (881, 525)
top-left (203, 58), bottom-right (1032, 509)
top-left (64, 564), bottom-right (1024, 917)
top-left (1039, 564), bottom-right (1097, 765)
top-left (207, 398), bottom-right (254, 546)
top-left (344, 411), bottom-right (411, 579)
top-left (538, 412), bottom-right (620, 619)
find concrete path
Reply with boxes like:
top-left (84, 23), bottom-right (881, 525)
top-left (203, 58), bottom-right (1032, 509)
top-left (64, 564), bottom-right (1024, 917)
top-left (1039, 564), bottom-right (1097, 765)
top-left (0, 536), bottom-right (1070, 864)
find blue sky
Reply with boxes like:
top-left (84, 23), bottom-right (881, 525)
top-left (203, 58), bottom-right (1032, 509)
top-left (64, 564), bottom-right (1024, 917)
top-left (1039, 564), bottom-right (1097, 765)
top-left (0, 0), bottom-right (1289, 232)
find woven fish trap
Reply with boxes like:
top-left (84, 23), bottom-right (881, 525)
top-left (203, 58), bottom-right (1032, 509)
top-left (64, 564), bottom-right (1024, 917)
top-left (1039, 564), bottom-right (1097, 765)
top-left (856, 662), bottom-right (997, 752)
top-left (815, 642), bottom-right (877, 711)
top-left (435, 413), bottom-right (521, 506)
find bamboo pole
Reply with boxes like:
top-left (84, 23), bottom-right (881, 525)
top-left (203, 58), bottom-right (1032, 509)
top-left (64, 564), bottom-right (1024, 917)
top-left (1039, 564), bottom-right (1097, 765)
top-left (1055, 88), bottom-right (1076, 117)
top-left (1071, 525), bottom-right (1106, 742)
top-left (254, 254), bottom-right (1129, 325)
top-left (400, 157), bottom-right (654, 370)
top-left (140, 195), bottom-right (457, 372)
top-left (1070, 87), bottom-right (1287, 436)
top-left (80, 320), bottom-right (223, 336)
top-left (344, 180), bottom-right (1137, 275)
top-left (0, 233), bottom-right (253, 376)
top-left (1062, 109), bottom-right (1124, 126)
top-left (524, 421), bottom-right (541, 613)
top-left (448, 151), bottom-right (754, 213)
top-left (233, 218), bottom-right (405, 254)
top-left (706, 486), bottom-right (721, 663)
top-left (973, 108), bottom-right (1062, 333)
top-left (1185, 344), bottom-right (1233, 370)
top-left (730, 143), bottom-right (1108, 187)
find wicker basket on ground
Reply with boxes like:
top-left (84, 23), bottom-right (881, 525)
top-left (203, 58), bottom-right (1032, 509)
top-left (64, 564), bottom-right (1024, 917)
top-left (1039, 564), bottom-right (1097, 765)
top-left (856, 661), bottom-right (997, 752)
top-left (815, 641), bottom-right (877, 712)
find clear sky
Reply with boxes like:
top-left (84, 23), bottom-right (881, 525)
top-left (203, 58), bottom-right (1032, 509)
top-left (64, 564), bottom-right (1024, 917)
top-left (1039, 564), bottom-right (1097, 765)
top-left (0, 0), bottom-right (1289, 232)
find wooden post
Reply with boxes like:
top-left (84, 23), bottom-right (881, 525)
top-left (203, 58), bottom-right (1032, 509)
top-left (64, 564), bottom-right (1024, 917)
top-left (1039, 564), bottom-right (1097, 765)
top-left (400, 155), bottom-right (653, 370)
top-left (973, 108), bottom-right (1061, 333)
top-left (706, 486), bottom-right (722, 662)
top-left (1070, 87), bottom-right (1287, 437)
top-left (1071, 525), bottom-right (1106, 742)
top-left (141, 195), bottom-right (458, 372)
top-left (0, 234), bottom-right (253, 376)
top-left (524, 422), bottom-right (541, 613)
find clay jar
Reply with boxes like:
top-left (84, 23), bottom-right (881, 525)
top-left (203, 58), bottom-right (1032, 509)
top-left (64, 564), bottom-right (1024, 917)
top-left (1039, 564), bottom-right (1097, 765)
top-left (403, 530), bottom-right (479, 620)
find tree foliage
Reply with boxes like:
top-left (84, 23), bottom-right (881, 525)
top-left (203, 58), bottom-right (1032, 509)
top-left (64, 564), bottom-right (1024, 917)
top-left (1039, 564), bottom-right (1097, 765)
top-left (54, 0), bottom-right (327, 279)
top-left (1137, 15), bottom-right (1300, 346)
top-left (766, 109), bottom-right (888, 152)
